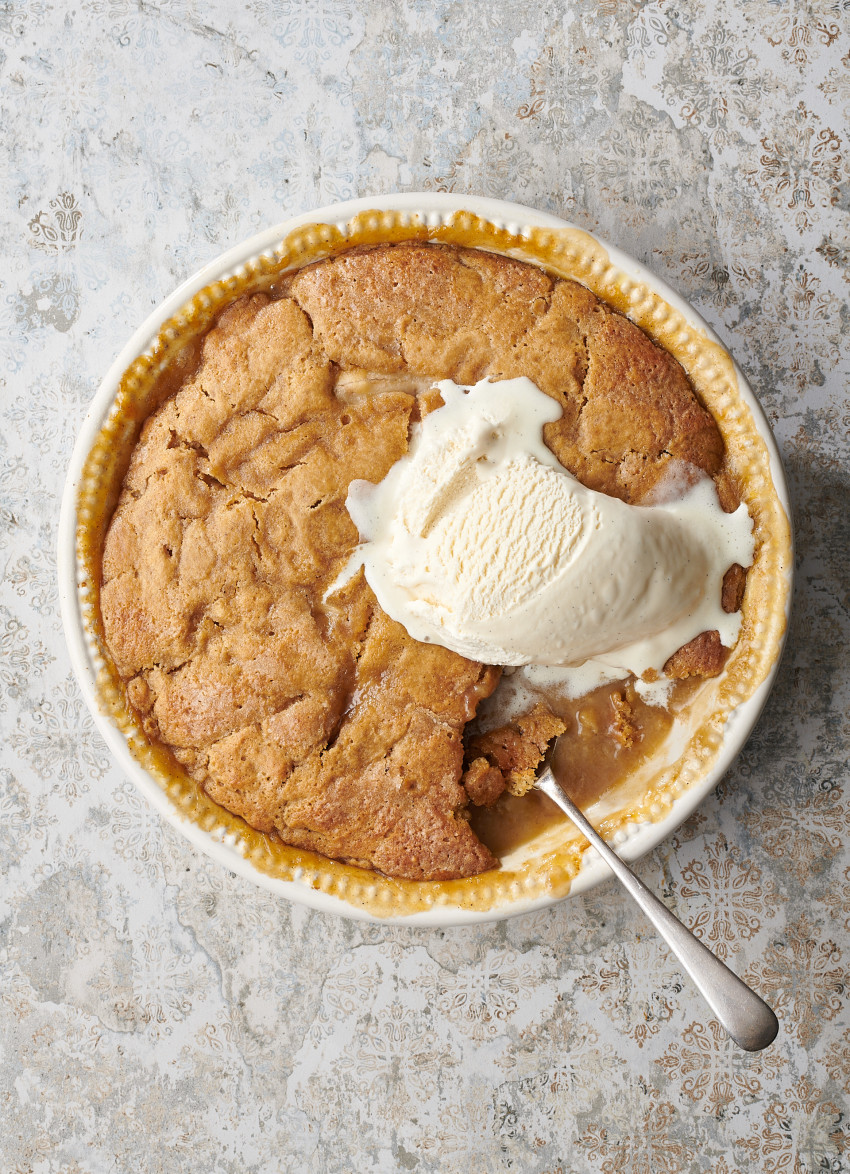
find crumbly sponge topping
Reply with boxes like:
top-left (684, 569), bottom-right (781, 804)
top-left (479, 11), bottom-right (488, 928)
top-left (101, 243), bottom-right (730, 880)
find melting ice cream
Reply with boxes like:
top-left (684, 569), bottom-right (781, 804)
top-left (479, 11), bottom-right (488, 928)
top-left (340, 377), bottom-right (754, 681)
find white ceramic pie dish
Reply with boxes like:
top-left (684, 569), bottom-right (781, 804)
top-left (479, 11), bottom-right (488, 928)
top-left (58, 193), bottom-right (793, 925)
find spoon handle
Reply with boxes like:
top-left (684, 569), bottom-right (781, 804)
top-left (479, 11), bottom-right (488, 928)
top-left (537, 769), bottom-right (779, 1052)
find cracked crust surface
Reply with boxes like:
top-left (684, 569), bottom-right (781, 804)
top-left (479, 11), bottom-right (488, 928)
top-left (101, 242), bottom-right (735, 880)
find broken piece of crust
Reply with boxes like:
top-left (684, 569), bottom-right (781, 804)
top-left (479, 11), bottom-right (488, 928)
top-left (464, 703), bottom-right (567, 801)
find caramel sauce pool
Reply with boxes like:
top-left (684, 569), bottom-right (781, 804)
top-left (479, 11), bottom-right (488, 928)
top-left (471, 678), bottom-right (699, 858)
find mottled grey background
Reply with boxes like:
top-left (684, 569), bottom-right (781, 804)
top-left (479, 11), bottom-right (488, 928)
top-left (1, 2), bottom-right (848, 1171)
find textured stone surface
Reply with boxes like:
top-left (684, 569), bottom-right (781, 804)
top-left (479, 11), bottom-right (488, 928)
top-left (1, 2), bottom-right (848, 1170)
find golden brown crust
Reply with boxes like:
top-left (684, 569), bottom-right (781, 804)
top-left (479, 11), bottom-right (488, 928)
top-left (462, 757), bottom-right (507, 808)
top-left (290, 244), bottom-right (723, 504)
top-left (722, 563), bottom-right (748, 614)
top-left (664, 631), bottom-right (729, 679)
top-left (101, 242), bottom-right (736, 880)
top-left (609, 690), bottom-right (639, 749)
top-left (466, 704), bottom-right (567, 799)
top-left (663, 564), bottom-right (748, 681)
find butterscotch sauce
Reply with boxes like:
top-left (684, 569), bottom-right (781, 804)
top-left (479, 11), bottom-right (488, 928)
top-left (471, 790), bottom-right (562, 859)
top-left (471, 677), bottom-right (700, 857)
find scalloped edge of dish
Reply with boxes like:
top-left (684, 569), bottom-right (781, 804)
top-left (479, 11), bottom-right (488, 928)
top-left (58, 193), bottom-right (793, 925)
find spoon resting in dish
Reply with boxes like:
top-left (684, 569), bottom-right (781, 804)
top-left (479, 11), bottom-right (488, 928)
top-left (535, 743), bottom-right (779, 1052)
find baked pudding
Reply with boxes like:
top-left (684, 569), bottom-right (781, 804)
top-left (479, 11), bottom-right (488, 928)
top-left (97, 240), bottom-right (764, 883)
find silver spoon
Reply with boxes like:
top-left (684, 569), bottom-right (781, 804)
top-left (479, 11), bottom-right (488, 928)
top-left (535, 745), bottom-right (779, 1052)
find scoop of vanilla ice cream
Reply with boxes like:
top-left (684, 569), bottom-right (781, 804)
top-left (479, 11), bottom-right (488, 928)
top-left (341, 377), bottom-right (754, 679)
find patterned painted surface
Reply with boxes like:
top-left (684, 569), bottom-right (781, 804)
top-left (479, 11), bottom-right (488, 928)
top-left (1, 2), bottom-right (848, 1170)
